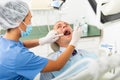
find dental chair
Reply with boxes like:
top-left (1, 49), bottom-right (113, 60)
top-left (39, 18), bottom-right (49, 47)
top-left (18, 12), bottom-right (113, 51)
top-left (49, 43), bottom-right (100, 80)
top-left (52, 53), bottom-right (120, 80)
top-left (52, 58), bottom-right (96, 80)
top-left (45, 43), bottom-right (120, 80)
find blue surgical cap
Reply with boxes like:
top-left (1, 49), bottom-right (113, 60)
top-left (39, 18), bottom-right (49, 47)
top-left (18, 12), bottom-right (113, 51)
top-left (0, 0), bottom-right (29, 30)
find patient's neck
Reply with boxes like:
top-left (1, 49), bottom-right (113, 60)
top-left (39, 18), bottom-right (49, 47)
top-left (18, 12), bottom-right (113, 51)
top-left (57, 39), bottom-right (70, 48)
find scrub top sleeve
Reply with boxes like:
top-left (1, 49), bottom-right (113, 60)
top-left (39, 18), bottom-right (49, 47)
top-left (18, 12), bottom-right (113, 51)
top-left (15, 49), bottom-right (48, 80)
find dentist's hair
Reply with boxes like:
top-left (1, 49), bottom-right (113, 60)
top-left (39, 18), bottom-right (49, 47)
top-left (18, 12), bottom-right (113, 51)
top-left (0, 0), bottom-right (29, 30)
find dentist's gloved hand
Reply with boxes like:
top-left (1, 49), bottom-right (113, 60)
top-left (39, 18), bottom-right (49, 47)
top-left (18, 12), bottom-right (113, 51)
top-left (69, 27), bottom-right (82, 47)
top-left (39, 30), bottom-right (62, 45)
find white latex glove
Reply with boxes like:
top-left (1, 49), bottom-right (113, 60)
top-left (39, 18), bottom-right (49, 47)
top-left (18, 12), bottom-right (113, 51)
top-left (69, 26), bottom-right (82, 47)
top-left (39, 30), bottom-right (63, 45)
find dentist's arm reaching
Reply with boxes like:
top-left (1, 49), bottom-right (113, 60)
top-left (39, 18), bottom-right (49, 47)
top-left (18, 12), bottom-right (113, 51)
top-left (23, 30), bottom-right (61, 48)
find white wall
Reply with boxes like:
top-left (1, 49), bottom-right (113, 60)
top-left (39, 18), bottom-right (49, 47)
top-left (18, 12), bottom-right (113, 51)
top-left (31, 0), bottom-right (98, 27)
top-left (60, 0), bottom-right (97, 25)
top-left (101, 20), bottom-right (120, 54)
top-left (31, 10), bottom-right (60, 26)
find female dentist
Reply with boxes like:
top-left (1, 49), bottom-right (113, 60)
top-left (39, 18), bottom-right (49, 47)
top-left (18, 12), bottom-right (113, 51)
top-left (0, 0), bottom-right (81, 80)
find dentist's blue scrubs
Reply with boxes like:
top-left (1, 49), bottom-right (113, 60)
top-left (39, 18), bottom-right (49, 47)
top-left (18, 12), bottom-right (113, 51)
top-left (0, 37), bottom-right (48, 80)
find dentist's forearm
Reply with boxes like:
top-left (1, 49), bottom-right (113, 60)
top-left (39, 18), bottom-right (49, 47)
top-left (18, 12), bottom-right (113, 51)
top-left (56, 45), bottom-right (75, 69)
top-left (23, 39), bottom-right (39, 48)
top-left (42, 45), bottom-right (75, 72)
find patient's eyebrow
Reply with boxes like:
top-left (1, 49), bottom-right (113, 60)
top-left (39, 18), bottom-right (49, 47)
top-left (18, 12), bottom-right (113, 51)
top-left (56, 24), bottom-right (62, 29)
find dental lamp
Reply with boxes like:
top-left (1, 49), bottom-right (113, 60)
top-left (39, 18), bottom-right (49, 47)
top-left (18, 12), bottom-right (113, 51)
top-left (51, 0), bottom-right (66, 9)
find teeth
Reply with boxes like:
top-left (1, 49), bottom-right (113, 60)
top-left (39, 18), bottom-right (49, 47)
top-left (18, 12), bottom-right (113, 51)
top-left (57, 34), bottom-right (64, 37)
top-left (59, 34), bottom-right (64, 36)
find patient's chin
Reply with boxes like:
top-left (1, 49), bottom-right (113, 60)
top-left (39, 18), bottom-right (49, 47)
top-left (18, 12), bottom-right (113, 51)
top-left (64, 36), bottom-right (71, 41)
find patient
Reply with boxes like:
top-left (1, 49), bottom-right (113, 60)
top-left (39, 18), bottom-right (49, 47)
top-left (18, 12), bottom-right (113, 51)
top-left (40, 21), bottom-right (98, 80)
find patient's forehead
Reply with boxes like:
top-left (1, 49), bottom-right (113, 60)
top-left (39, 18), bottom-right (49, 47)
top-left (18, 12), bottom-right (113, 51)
top-left (53, 21), bottom-right (69, 29)
top-left (55, 21), bottom-right (68, 26)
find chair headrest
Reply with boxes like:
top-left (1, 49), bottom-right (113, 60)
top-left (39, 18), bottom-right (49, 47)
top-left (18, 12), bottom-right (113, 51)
top-left (50, 42), bottom-right (60, 52)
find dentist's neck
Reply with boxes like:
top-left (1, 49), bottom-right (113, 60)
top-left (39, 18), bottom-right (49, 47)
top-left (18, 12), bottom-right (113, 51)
top-left (3, 27), bottom-right (21, 42)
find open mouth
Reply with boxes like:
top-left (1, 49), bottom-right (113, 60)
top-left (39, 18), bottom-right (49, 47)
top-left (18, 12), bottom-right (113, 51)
top-left (63, 30), bottom-right (71, 36)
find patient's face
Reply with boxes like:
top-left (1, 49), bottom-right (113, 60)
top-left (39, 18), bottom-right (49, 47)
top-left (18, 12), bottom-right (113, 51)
top-left (53, 21), bottom-right (73, 45)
